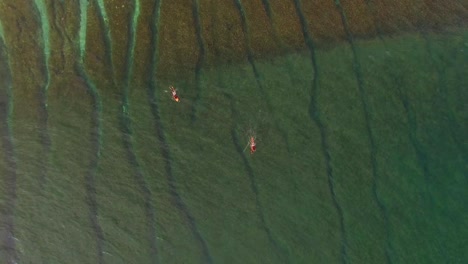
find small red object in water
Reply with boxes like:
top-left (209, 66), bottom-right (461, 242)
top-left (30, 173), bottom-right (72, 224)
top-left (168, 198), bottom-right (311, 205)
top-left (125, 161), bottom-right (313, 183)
top-left (249, 136), bottom-right (256, 154)
top-left (170, 86), bottom-right (180, 102)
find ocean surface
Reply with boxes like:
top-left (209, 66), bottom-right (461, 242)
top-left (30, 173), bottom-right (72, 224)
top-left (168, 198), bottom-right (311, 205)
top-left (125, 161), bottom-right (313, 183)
top-left (0, 1), bottom-right (467, 263)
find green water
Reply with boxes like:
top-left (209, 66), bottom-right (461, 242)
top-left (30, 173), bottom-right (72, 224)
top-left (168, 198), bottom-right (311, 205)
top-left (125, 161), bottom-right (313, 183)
top-left (0, 1), bottom-right (467, 263)
top-left (1, 30), bottom-right (466, 263)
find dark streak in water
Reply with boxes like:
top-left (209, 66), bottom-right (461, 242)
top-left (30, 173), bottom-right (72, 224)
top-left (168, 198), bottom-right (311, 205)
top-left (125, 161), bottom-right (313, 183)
top-left (232, 0), bottom-right (265, 98)
top-left (76, 61), bottom-right (105, 264)
top-left (293, 0), bottom-right (348, 263)
top-left (190, 0), bottom-right (205, 123)
top-left (79, 1), bottom-right (105, 262)
top-left (147, 1), bottom-right (212, 263)
top-left (0, 36), bottom-right (18, 264)
top-left (334, 1), bottom-right (392, 263)
top-left (120, 119), bottom-right (158, 263)
top-left (33, 0), bottom-right (52, 190)
top-left (94, 0), bottom-right (116, 84)
top-left (232, 1), bottom-right (289, 261)
top-left (393, 75), bottom-right (433, 202)
top-left (391, 73), bottom-right (443, 261)
top-left (421, 41), bottom-right (468, 262)
top-left (422, 34), bottom-right (468, 164)
top-left (121, 0), bottom-right (158, 262)
top-left (260, 0), bottom-right (273, 21)
top-left (359, 4), bottom-right (397, 263)
top-left (121, 104), bottom-right (158, 263)
top-left (233, 0), bottom-right (291, 153)
top-left (52, 1), bottom-right (66, 72)
top-left (224, 92), bottom-right (288, 263)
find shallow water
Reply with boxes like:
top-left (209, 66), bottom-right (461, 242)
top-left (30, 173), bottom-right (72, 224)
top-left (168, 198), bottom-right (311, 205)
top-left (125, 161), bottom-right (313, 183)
top-left (0, 1), bottom-right (467, 264)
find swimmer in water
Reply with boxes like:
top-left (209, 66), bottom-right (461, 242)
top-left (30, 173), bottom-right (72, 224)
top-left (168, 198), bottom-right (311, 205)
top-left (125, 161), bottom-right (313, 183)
top-left (169, 86), bottom-right (180, 102)
top-left (249, 136), bottom-right (256, 154)
top-left (243, 136), bottom-right (257, 154)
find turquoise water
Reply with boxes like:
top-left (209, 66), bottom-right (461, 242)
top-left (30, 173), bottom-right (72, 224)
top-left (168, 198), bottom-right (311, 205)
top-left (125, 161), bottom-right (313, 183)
top-left (0, 1), bottom-right (467, 264)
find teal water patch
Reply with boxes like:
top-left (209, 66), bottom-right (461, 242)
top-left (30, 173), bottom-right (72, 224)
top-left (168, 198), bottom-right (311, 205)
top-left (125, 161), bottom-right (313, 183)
top-left (34, 0), bottom-right (50, 62)
top-left (79, 0), bottom-right (88, 60)
top-left (96, 0), bottom-right (109, 24)
top-left (125, 0), bottom-right (140, 86)
top-left (96, 0), bottom-right (116, 84)
top-left (0, 20), bottom-right (4, 42)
